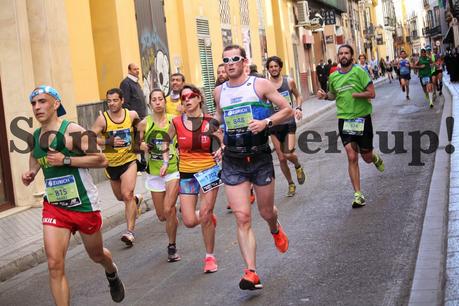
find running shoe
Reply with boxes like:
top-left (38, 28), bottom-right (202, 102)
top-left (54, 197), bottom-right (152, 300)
top-left (227, 204), bottom-right (232, 211)
top-left (295, 165), bottom-right (306, 185)
top-left (204, 256), bottom-right (218, 273)
top-left (121, 231), bottom-right (135, 247)
top-left (272, 223), bottom-right (289, 253)
top-left (352, 191), bottom-right (366, 208)
top-left (239, 269), bottom-right (263, 290)
top-left (167, 244), bottom-right (181, 262)
top-left (287, 183), bottom-right (296, 197)
top-left (106, 264), bottom-right (125, 303)
top-left (135, 194), bottom-right (144, 217)
top-left (406, 95), bottom-right (410, 100)
top-left (430, 102), bottom-right (434, 108)
top-left (373, 153), bottom-right (385, 172)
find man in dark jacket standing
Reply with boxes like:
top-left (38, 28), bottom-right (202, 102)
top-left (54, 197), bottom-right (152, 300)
top-left (120, 63), bottom-right (147, 172)
top-left (120, 63), bottom-right (147, 119)
top-left (316, 59), bottom-right (329, 92)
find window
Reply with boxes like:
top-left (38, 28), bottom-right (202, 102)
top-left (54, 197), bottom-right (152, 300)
top-left (196, 18), bottom-right (216, 114)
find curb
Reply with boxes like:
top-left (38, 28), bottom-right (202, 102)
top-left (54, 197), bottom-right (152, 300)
top-left (408, 76), bottom-right (454, 305)
top-left (0, 190), bottom-right (151, 282)
top-left (443, 77), bottom-right (459, 304)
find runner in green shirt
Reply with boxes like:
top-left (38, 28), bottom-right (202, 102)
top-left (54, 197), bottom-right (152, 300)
top-left (317, 45), bottom-right (385, 208)
top-left (138, 88), bottom-right (181, 262)
top-left (22, 85), bottom-right (125, 304)
top-left (413, 48), bottom-right (434, 108)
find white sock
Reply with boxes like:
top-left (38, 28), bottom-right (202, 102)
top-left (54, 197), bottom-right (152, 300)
top-left (206, 253), bottom-right (214, 258)
top-left (428, 92), bottom-right (433, 104)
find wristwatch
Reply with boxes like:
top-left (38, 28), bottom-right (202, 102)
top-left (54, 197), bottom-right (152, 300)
top-left (264, 118), bottom-right (273, 128)
top-left (63, 156), bottom-right (71, 166)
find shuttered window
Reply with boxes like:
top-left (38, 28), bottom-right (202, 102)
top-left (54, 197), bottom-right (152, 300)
top-left (196, 18), bottom-right (216, 114)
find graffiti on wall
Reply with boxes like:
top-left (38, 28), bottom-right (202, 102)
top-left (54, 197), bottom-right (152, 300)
top-left (135, 0), bottom-right (171, 99)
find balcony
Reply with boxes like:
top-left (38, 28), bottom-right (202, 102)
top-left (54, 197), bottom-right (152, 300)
top-left (406, 36), bottom-right (411, 43)
top-left (423, 0), bottom-right (429, 8)
top-left (422, 25), bottom-right (442, 37)
top-left (411, 30), bottom-right (419, 40)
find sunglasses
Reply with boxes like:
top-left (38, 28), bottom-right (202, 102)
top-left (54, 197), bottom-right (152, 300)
top-left (181, 92), bottom-right (200, 101)
top-left (222, 56), bottom-right (244, 64)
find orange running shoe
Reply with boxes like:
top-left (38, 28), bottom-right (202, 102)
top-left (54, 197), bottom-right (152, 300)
top-left (204, 256), bottom-right (218, 273)
top-left (272, 223), bottom-right (289, 253)
top-left (239, 269), bottom-right (263, 290)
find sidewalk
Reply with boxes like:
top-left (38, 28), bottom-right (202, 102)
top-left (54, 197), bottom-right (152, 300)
top-left (0, 77), bottom-right (388, 282)
top-left (444, 75), bottom-right (459, 305)
top-left (407, 74), bottom-right (459, 306)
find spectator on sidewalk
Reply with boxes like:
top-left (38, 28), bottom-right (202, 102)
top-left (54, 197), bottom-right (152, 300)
top-left (120, 63), bottom-right (147, 171)
top-left (120, 63), bottom-right (147, 119)
top-left (316, 59), bottom-right (329, 92)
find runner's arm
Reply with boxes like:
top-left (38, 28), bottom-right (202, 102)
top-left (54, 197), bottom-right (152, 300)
top-left (352, 83), bottom-right (375, 99)
top-left (212, 85), bottom-right (224, 125)
top-left (137, 118), bottom-right (149, 153)
top-left (289, 78), bottom-right (303, 109)
top-left (91, 113), bottom-right (109, 146)
top-left (289, 78), bottom-right (303, 120)
top-left (47, 123), bottom-right (108, 168)
top-left (261, 79), bottom-right (293, 126)
top-left (22, 153), bottom-right (41, 186)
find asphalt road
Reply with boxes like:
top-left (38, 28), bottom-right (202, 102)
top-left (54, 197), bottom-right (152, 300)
top-left (0, 79), bottom-right (446, 306)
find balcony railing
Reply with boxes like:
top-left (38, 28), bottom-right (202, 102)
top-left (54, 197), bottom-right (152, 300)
top-left (422, 25), bottom-right (442, 37)
top-left (411, 30), bottom-right (419, 40)
top-left (406, 36), bottom-right (411, 43)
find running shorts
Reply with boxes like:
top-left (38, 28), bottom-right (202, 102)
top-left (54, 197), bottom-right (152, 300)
top-left (145, 171), bottom-right (180, 192)
top-left (269, 121), bottom-right (297, 144)
top-left (338, 115), bottom-right (374, 151)
top-left (105, 160), bottom-right (136, 180)
top-left (221, 151), bottom-right (275, 186)
top-left (42, 201), bottom-right (102, 235)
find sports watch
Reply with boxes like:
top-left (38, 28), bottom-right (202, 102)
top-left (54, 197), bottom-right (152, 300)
top-left (63, 156), bottom-right (71, 166)
top-left (264, 118), bottom-right (273, 128)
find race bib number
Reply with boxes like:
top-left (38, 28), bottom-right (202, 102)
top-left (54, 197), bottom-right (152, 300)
top-left (273, 90), bottom-right (292, 112)
top-left (193, 165), bottom-right (223, 193)
top-left (45, 175), bottom-right (82, 207)
top-left (109, 128), bottom-right (131, 148)
top-left (224, 105), bottom-right (253, 131)
top-left (421, 76), bottom-right (431, 86)
top-left (342, 118), bottom-right (365, 136)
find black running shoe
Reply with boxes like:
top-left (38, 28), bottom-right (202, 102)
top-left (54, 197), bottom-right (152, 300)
top-left (106, 266), bottom-right (125, 303)
top-left (167, 244), bottom-right (181, 262)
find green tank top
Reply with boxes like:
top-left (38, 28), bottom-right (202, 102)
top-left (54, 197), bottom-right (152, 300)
top-left (144, 114), bottom-right (178, 176)
top-left (32, 120), bottom-right (100, 212)
top-left (418, 56), bottom-right (432, 78)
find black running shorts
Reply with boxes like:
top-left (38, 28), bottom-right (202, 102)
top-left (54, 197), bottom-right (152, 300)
top-left (221, 151), bottom-right (275, 186)
top-left (105, 160), bottom-right (137, 180)
top-left (338, 115), bottom-right (374, 151)
top-left (269, 121), bottom-right (297, 144)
